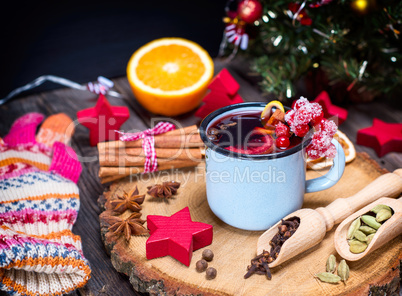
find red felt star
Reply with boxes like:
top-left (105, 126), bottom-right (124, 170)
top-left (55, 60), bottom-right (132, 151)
top-left (195, 68), bottom-right (244, 119)
top-left (77, 94), bottom-right (129, 146)
top-left (312, 91), bottom-right (348, 125)
top-left (146, 207), bottom-right (213, 266)
top-left (357, 118), bottom-right (402, 157)
top-left (208, 68), bottom-right (239, 96)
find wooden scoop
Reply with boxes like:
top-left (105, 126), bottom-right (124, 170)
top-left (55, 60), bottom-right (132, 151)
top-left (257, 169), bottom-right (402, 268)
top-left (334, 196), bottom-right (402, 261)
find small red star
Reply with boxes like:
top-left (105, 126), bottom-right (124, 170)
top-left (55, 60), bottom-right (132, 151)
top-left (195, 68), bottom-right (244, 118)
top-left (357, 119), bottom-right (402, 157)
top-left (77, 94), bottom-right (129, 146)
top-left (312, 91), bottom-right (348, 125)
top-left (146, 207), bottom-right (213, 266)
top-left (208, 68), bottom-right (239, 96)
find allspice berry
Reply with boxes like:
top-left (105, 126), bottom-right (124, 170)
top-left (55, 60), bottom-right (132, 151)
top-left (202, 249), bottom-right (214, 262)
top-left (206, 267), bottom-right (217, 280)
top-left (196, 259), bottom-right (208, 272)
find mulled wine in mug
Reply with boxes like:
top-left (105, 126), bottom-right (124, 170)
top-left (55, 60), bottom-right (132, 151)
top-left (199, 102), bottom-right (345, 231)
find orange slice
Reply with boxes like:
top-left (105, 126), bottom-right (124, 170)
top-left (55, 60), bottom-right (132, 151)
top-left (261, 100), bottom-right (285, 125)
top-left (127, 38), bottom-right (214, 116)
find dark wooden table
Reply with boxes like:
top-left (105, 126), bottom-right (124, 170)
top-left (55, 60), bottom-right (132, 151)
top-left (0, 60), bottom-right (401, 296)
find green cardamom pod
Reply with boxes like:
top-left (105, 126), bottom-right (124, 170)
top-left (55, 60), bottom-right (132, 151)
top-left (315, 272), bottom-right (341, 284)
top-left (353, 230), bottom-right (367, 242)
top-left (366, 233), bottom-right (375, 245)
top-left (326, 254), bottom-right (336, 273)
top-left (376, 208), bottom-right (392, 223)
top-left (347, 217), bottom-right (361, 240)
top-left (359, 225), bottom-right (377, 235)
top-left (337, 259), bottom-right (350, 283)
top-left (349, 239), bottom-right (368, 253)
top-left (371, 204), bottom-right (391, 214)
top-left (361, 215), bottom-right (381, 230)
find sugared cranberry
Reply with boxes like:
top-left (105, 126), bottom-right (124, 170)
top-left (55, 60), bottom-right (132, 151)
top-left (310, 103), bottom-right (324, 125)
top-left (310, 132), bottom-right (331, 150)
top-left (294, 106), bottom-right (312, 125)
top-left (275, 122), bottom-right (291, 138)
top-left (285, 110), bottom-right (295, 126)
top-left (306, 146), bottom-right (324, 159)
top-left (324, 143), bottom-right (337, 158)
top-left (276, 136), bottom-right (290, 149)
top-left (292, 97), bottom-right (309, 110)
top-left (319, 118), bottom-right (337, 137)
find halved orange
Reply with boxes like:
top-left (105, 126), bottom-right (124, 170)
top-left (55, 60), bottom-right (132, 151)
top-left (127, 38), bottom-right (214, 116)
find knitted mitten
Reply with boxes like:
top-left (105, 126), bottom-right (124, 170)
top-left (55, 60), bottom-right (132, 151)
top-left (0, 113), bottom-right (91, 296)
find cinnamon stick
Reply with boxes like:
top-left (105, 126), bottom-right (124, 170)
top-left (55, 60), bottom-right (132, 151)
top-left (159, 125), bottom-right (198, 136)
top-left (99, 150), bottom-right (204, 167)
top-left (98, 159), bottom-right (200, 183)
top-left (99, 147), bottom-right (204, 167)
top-left (98, 125), bottom-right (202, 150)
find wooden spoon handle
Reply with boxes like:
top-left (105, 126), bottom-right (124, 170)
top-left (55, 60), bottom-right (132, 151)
top-left (316, 169), bottom-right (402, 231)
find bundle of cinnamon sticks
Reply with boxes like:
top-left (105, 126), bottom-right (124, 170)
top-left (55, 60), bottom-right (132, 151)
top-left (97, 125), bottom-right (204, 183)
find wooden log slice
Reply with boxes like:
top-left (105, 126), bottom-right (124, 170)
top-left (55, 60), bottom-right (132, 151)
top-left (98, 152), bottom-right (401, 296)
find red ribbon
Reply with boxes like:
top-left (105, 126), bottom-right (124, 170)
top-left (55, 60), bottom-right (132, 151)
top-left (116, 122), bottom-right (176, 173)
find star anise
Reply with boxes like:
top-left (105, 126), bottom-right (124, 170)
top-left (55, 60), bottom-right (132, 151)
top-left (110, 186), bottom-right (145, 214)
top-left (147, 181), bottom-right (181, 199)
top-left (107, 212), bottom-right (148, 241)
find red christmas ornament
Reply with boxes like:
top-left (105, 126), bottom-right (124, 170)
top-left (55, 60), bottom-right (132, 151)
top-left (288, 3), bottom-right (312, 26)
top-left (195, 69), bottom-right (244, 118)
top-left (312, 91), bottom-right (348, 125)
top-left (237, 0), bottom-right (263, 24)
top-left (76, 94), bottom-right (129, 146)
top-left (357, 119), bottom-right (402, 157)
top-left (309, 0), bottom-right (333, 8)
top-left (146, 207), bottom-right (213, 266)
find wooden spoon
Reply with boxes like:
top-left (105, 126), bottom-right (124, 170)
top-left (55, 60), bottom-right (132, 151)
top-left (257, 169), bottom-right (402, 268)
top-left (334, 196), bottom-right (402, 261)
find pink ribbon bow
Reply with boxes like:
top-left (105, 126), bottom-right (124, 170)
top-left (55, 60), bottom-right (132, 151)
top-left (116, 122), bottom-right (176, 173)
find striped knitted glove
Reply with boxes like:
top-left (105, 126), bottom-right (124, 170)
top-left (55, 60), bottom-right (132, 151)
top-left (0, 113), bottom-right (91, 296)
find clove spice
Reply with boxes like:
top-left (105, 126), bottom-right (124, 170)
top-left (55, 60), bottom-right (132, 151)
top-left (244, 217), bottom-right (300, 280)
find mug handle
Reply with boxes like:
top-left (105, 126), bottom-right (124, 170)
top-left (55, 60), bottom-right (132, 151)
top-left (305, 138), bottom-right (346, 193)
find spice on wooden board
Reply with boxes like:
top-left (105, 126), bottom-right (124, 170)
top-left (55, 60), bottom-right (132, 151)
top-left (316, 255), bottom-right (349, 284)
top-left (244, 217), bottom-right (300, 280)
top-left (147, 181), bottom-right (181, 199)
top-left (346, 204), bottom-right (393, 254)
top-left (110, 186), bottom-right (145, 214)
top-left (202, 249), bottom-right (214, 262)
top-left (206, 267), bottom-right (217, 280)
top-left (196, 259), bottom-right (208, 272)
top-left (106, 212), bottom-right (149, 241)
top-left (195, 249), bottom-right (215, 277)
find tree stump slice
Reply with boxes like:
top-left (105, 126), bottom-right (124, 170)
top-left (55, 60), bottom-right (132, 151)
top-left (98, 152), bottom-right (401, 296)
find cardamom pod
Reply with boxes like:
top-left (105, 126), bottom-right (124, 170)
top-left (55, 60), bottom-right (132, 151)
top-left (326, 254), bottom-right (336, 273)
top-left (371, 204), bottom-right (391, 214)
top-left (361, 215), bottom-right (381, 230)
top-left (315, 272), bottom-right (341, 284)
top-left (366, 233), bottom-right (375, 245)
top-left (347, 217), bottom-right (361, 240)
top-left (337, 259), bottom-right (350, 283)
top-left (376, 208), bottom-right (392, 223)
top-left (359, 225), bottom-right (377, 235)
top-left (349, 239), bottom-right (368, 253)
top-left (353, 230), bottom-right (367, 242)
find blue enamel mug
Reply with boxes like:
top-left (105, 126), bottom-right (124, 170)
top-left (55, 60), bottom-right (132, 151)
top-left (199, 102), bottom-right (345, 231)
